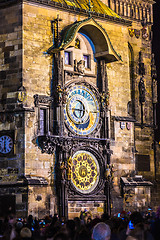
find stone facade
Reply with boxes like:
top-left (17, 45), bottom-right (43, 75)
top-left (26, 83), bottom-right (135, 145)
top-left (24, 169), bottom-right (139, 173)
top-left (0, 0), bottom-right (159, 218)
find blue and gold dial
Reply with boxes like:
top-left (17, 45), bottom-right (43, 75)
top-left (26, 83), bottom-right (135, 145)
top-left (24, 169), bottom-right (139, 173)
top-left (64, 85), bottom-right (100, 135)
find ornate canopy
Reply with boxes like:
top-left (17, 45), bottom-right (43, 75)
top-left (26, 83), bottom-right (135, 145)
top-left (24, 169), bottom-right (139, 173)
top-left (47, 17), bottom-right (122, 63)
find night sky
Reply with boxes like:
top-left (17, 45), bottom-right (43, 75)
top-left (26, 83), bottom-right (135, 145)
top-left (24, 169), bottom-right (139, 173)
top-left (152, 1), bottom-right (160, 141)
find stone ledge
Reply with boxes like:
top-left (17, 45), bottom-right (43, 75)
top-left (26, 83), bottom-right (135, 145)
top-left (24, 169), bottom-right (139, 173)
top-left (26, 175), bottom-right (48, 185)
top-left (114, 116), bottom-right (136, 122)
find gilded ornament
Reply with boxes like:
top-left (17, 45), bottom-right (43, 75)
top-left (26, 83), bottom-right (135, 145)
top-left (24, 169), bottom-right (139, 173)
top-left (67, 156), bottom-right (72, 180)
top-left (75, 38), bottom-right (80, 49)
top-left (128, 28), bottom-right (135, 37)
top-left (17, 86), bottom-right (27, 103)
top-left (71, 151), bottom-right (99, 193)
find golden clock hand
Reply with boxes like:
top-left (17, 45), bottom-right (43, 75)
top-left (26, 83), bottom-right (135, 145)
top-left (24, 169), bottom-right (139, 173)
top-left (88, 110), bottom-right (98, 113)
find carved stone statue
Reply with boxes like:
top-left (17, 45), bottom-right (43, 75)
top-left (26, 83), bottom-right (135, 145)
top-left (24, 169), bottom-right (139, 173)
top-left (100, 91), bottom-right (110, 108)
top-left (77, 60), bottom-right (85, 74)
top-left (152, 79), bottom-right (158, 104)
top-left (60, 161), bottom-right (66, 180)
top-left (105, 164), bottom-right (116, 183)
top-left (139, 77), bottom-right (145, 103)
top-left (105, 164), bottom-right (111, 180)
top-left (57, 84), bottom-right (67, 104)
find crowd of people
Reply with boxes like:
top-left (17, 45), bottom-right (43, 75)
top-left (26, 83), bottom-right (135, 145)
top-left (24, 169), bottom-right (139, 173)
top-left (0, 207), bottom-right (160, 240)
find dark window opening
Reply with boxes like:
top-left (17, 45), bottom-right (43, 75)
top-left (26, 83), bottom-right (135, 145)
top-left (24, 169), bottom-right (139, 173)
top-left (40, 108), bottom-right (48, 135)
top-left (65, 51), bottom-right (71, 65)
top-left (83, 55), bottom-right (90, 69)
top-left (136, 154), bottom-right (150, 171)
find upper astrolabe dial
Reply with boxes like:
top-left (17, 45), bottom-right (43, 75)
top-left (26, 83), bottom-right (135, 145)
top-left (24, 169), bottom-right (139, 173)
top-left (64, 85), bottom-right (100, 135)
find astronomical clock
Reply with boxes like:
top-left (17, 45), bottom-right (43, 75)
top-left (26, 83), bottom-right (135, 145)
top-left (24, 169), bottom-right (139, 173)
top-left (64, 84), bottom-right (100, 136)
top-left (57, 79), bottom-right (110, 217)
top-left (37, 16), bottom-right (118, 218)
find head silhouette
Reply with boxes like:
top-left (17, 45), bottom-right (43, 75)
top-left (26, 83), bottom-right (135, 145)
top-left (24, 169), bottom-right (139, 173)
top-left (92, 222), bottom-right (111, 240)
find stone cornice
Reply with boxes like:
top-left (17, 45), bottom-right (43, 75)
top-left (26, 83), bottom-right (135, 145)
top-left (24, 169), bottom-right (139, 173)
top-left (137, 0), bottom-right (155, 4)
top-left (26, 0), bottom-right (132, 26)
top-left (117, 0), bottom-right (155, 4)
top-left (0, 0), bottom-right (132, 26)
top-left (114, 116), bottom-right (136, 122)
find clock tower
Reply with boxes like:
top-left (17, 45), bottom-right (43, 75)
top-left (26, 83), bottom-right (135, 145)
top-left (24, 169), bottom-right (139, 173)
top-left (0, 0), bottom-right (158, 218)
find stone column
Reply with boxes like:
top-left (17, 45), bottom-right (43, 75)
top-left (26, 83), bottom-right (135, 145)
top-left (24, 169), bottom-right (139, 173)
top-left (150, 5), bottom-right (153, 23)
top-left (147, 7), bottom-right (150, 23)
top-left (139, 6), bottom-right (143, 20)
top-left (124, 2), bottom-right (127, 17)
top-left (58, 150), bottom-right (68, 219)
top-left (116, 0), bottom-right (119, 14)
top-left (135, 5), bottom-right (139, 20)
top-left (128, 3), bottom-right (131, 17)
